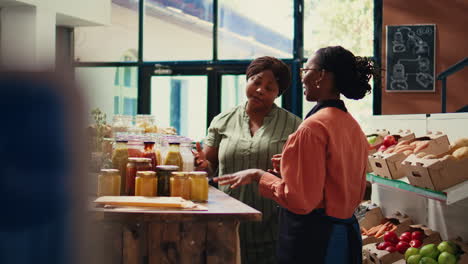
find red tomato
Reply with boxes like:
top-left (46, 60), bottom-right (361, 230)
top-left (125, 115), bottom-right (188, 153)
top-left (399, 232), bottom-right (412, 242)
top-left (384, 231), bottom-right (399, 244)
top-left (383, 135), bottom-right (397, 147)
top-left (377, 241), bottom-right (393, 250)
top-left (409, 239), bottom-right (422, 248)
top-left (411, 231), bottom-right (424, 241)
top-left (385, 246), bottom-right (397, 253)
top-left (396, 241), bottom-right (410, 254)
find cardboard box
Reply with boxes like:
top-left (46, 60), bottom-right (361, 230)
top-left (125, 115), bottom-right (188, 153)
top-left (453, 239), bottom-right (468, 264)
top-left (360, 208), bottom-right (413, 245)
top-left (364, 243), bottom-right (404, 264)
top-left (401, 154), bottom-right (468, 191)
top-left (370, 132), bottom-right (449, 180)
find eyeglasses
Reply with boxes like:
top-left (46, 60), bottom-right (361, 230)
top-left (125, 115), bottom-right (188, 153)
top-left (299, 68), bottom-right (321, 78)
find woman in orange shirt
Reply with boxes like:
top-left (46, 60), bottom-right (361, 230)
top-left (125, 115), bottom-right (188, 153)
top-left (214, 46), bottom-right (377, 264)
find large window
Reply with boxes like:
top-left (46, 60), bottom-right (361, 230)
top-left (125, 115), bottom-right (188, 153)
top-left (302, 0), bottom-right (374, 127)
top-left (217, 0), bottom-right (293, 59)
top-left (75, 0), bottom-right (377, 135)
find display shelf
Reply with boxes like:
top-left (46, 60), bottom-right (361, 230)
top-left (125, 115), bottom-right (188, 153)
top-left (366, 173), bottom-right (468, 205)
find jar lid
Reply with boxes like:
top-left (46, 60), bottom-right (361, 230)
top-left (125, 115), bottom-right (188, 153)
top-left (116, 140), bottom-right (128, 143)
top-left (156, 165), bottom-right (179, 171)
top-left (128, 157), bottom-right (152, 163)
top-left (171, 172), bottom-right (188, 177)
top-left (137, 171), bottom-right (156, 177)
top-left (189, 171), bottom-right (208, 177)
top-left (100, 169), bottom-right (120, 174)
top-left (168, 142), bottom-right (180, 145)
top-left (143, 141), bottom-right (155, 144)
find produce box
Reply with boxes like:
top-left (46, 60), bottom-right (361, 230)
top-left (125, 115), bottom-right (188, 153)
top-left (364, 243), bottom-right (403, 264)
top-left (454, 239), bottom-right (468, 264)
top-left (369, 132), bottom-right (448, 180)
top-left (360, 208), bottom-right (413, 245)
top-left (401, 154), bottom-right (468, 191)
top-left (401, 136), bottom-right (468, 191)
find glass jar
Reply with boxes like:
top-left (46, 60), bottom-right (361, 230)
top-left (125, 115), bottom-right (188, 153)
top-left (164, 142), bottom-right (183, 170)
top-left (125, 157), bottom-right (152, 196)
top-left (156, 165), bottom-right (179, 196)
top-left (127, 139), bottom-right (144, 158)
top-left (143, 141), bottom-right (157, 171)
top-left (111, 140), bottom-right (128, 194)
top-left (135, 114), bottom-right (158, 134)
top-left (189, 171), bottom-right (209, 202)
top-left (180, 142), bottom-right (195, 172)
top-left (112, 115), bottom-right (132, 135)
top-left (170, 172), bottom-right (191, 199)
top-left (135, 171), bottom-right (157, 196)
top-left (97, 169), bottom-right (121, 197)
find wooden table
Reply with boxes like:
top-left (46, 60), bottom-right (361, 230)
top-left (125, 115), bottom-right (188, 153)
top-left (86, 187), bottom-right (262, 264)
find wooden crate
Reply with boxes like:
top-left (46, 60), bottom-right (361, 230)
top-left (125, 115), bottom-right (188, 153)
top-left (402, 154), bottom-right (468, 191)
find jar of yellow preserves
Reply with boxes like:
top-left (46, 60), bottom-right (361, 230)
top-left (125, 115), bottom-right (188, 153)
top-left (97, 169), bottom-right (121, 197)
top-left (170, 172), bottom-right (191, 199)
top-left (164, 142), bottom-right (183, 169)
top-left (135, 171), bottom-right (157, 196)
top-left (189, 171), bottom-right (208, 202)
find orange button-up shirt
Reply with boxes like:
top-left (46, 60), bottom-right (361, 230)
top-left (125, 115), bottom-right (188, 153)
top-left (259, 107), bottom-right (369, 219)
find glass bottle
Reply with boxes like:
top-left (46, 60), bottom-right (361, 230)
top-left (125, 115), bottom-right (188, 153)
top-left (170, 172), bottom-right (191, 200)
top-left (135, 171), bottom-right (157, 196)
top-left (142, 141), bottom-right (157, 171)
top-left (136, 114), bottom-right (158, 134)
top-left (97, 169), bottom-right (121, 197)
top-left (156, 165), bottom-right (179, 196)
top-left (164, 142), bottom-right (183, 170)
top-left (189, 171), bottom-right (209, 202)
top-left (111, 140), bottom-right (128, 194)
top-left (180, 142), bottom-right (195, 172)
top-left (125, 157), bottom-right (152, 196)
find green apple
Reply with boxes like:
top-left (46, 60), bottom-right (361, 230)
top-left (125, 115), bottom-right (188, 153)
top-left (405, 247), bottom-right (420, 260)
top-left (367, 136), bottom-right (377, 144)
top-left (420, 244), bottom-right (440, 259)
top-left (419, 256), bottom-right (438, 264)
top-left (438, 241), bottom-right (456, 254)
top-left (407, 254), bottom-right (422, 264)
top-left (438, 252), bottom-right (457, 264)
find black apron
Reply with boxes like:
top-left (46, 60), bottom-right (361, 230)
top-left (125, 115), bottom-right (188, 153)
top-left (277, 100), bottom-right (361, 264)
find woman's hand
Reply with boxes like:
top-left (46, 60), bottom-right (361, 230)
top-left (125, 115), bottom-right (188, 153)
top-left (192, 142), bottom-right (209, 170)
top-left (213, 169), bottom-right (264, 189)
top-left (267, 154), bottom-right (282, 176)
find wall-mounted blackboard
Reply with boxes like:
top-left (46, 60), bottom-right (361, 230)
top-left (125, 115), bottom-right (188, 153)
top-left (386, 24), bottom-right (436, 92)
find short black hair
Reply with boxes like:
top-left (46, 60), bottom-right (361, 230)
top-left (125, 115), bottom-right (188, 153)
top-left (246, 56), bottom-right (291, 96)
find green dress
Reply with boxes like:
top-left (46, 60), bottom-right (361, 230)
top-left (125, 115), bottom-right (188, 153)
top-left (204, 103), bottom-right (301, 264)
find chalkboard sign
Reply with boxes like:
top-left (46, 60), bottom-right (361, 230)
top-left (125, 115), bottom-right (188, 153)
top-left (386, 24), bottom-right (436, 92)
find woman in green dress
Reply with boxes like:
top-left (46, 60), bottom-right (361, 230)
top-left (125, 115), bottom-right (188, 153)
top-left (194, 56), bottom-right (302, 264)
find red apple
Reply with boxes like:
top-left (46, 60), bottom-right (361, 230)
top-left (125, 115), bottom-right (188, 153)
top-left (399, 232), bottom-right (412, 242)
top-left (411, 231), bottom-right (424, 241)
top-left (409, 239), bottom-right (422, 248)
top-left (396, 241), bottom-right (411, 254)
top-left (384, 231), bottom-right (399, 244)
top-left (385, 246), bottom-right (397, 253)
top-left (383, 135), bottom-right (397, 147)
top-left (377, 241), bottom-right (393, 250)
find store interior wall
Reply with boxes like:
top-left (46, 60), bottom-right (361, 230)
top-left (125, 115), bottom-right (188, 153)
top-left (381, 0), bottom-right (468, 114)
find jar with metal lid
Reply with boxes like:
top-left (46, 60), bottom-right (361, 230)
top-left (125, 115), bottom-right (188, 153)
top-left (126, 157), bottom-right (152, 196)
top-left (127, 139), bottom-right (144, 158)
top-left (156, 165), bottom-right (179, 196)
top-left (189, 171), bottom-right (209, 202)
top-left (97, 169), bottom-right (121, 197)
top-left (112, 140), bottom-right (128, 194)
top-left (135, 114), bottom-right (158, 133)
top-left (135, 171), bottom-right (157, 196)
top-left (164, 142), bottom-right (183, 169)
top-left (112, 115), bottom-right (132, 134)
top-left (170, 172), bottom-right (191, 199)
top-left (180, 142), bottom-right (195, 172)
